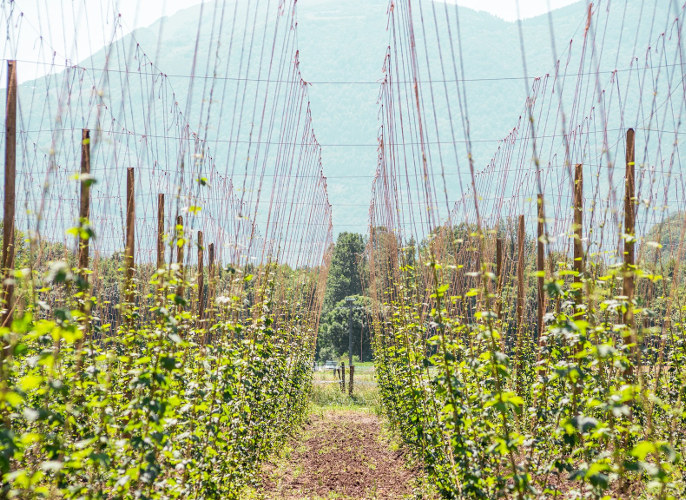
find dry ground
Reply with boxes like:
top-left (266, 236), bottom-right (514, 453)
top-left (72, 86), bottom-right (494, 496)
top-left (257, 409), bottom-right (434, 499)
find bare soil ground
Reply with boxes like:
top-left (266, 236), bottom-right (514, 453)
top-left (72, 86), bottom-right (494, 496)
top-left (258, 410), bottom-right (432, 499)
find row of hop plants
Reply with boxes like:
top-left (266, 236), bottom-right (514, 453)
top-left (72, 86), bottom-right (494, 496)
top-left (369, 225), bottom-right (686, 499)
top-left (0, 224), bottom-right (326, 498)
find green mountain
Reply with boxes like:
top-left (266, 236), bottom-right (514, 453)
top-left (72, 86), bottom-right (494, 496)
top-left (7, 0), bottom-right (681, 244)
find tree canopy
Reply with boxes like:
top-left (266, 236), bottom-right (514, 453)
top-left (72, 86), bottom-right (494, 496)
top-left (317, 232), bottom-right (368, 360)
top-left (317, 295), bottom-right (372, 362)
top-left (321, 232), bottom-right (366, 312)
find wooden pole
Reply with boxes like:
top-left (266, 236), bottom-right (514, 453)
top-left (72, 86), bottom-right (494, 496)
top-left (516, 215), bottom-right (525, 336)
top-left (2, 60), bottom-right (17, 327)
top-left (537, 195), bottom-right (545, 341)
top-left (496, 238), bottom-right (504, 288)
top-left (157, 194), bottom-right (165, 271)
top-left (78, 129), bottom-right (91, 276)
top-left (125, 168), bottom-right (135, 308)
top-left (92, 252), bottom-right (101, 331)
top-left (623, 129), bottom-right (636, 327)
top-left (347, 297), bottom-right (353, 368)
top-left (176, 215), bottom-right (184, 302)
top-left (208, 242), bottom-right (215, 326)
top-left (574, 164), bottom-right (584, 285)
top-left (495, 237), bottom-right (504, 321)
top-left (155, 193), bottom-right (165, 302)
top-left (348, 365), bottom-right (355, 396)
top-left (197, 231), bottom-right (204, 323)
top-left (74, 129), bottom-right (92, 344)
top-left (624, 128), bottom-right (639, 379)
top-left (340, 362), bottom-right (346, 393)
top-left (77, 129), bottom-right (91, 335)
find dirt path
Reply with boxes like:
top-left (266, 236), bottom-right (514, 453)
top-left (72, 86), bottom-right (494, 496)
top-left (259, 410), bottom-right (430, 499)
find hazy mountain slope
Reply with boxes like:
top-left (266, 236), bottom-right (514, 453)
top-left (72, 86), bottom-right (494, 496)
top-left (9, 0), bottom-right (678, 235)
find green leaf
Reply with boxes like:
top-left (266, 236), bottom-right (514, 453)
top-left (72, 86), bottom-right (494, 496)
top-left (160, 356), bottom-right (177, 371)
top-left (19, 374), bottom-right (43, 391)
top-left (631, 441), bottom-right (656, 461)
top-left (4, 390), bottom-right (23, 407)
top-left (134, 356), bottom-right (152, 366)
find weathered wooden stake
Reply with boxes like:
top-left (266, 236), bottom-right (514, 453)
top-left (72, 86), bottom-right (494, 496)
top-left (340, 362), bottom-right (346, 393)
top-left (78, 129), bottom-right (91, 276)
top-left (208, 242), bottom-right (215, 327)
top-left (74, 129), bottom-right (92, 342)
top-left (348, 365), bottom-right (355, 396)
top-left (2, 60), bottom-right (17, 327)
top-left (537, 195), bottom-right (545, 340)
top-left (157, 194), bottom-right (165, 271)
top-left (495, 237), bottom-right (504, 321)
top-left (574, 164), bottom-right (584, 285)
top-left (496, 238), bottom-right (504, 288)
top-left (516, 215), bottom-right (525, 334)
top-left (77, 129), bottom-right (91, 334)
top-left (176, 215), bottom-right (184, 302)
top-left (92, 252), bottom-right (101, 327)
top-left (623, 129), bottom-right (636, 327)
top-left (624, 129), bottom-right (639, 379)
top-left (197, 231), bottom-right (204, 323)
top-left (155, 193), bottom-right (165, 303)
top-left (125, 168), bottom-right (135, 308)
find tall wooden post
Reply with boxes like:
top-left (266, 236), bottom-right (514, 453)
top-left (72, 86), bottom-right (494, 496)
top-left (208, 243), bottom-right (215, 305)
top-left (347, 297), bottom-right (354, 368)
top-left (197, 231), bottom-right (204, 322)
top-left (516, 215), bottom-right (525, 332)
top-left (157, 194), bottom-right (165, 271)
top-left (623, 129), bottom-right (635, 327)
top-left (2, 60), bottom-right (17, 327)
top-left (624, 129), bottom-right (639, 379)
top-left (496, 238), bottom-right (504, 286)
top-left (155, 193), bottom-right (165, 302)
top-left (513, 213), bottom-right (526, 374)
top-left (206, 242), bottom-right (215, 341)
top-left (92, 252), bottom-right (101, 325)
top-left (74, 129), bottom-right (92, 342)
top-left (537, 195), bottom-right (545, 341)
top-left (77, 129), bottom-right (91, 334)
top-left (78, 130), bottom-right (91, 276)
top-left (125, 168), bottom-right (135, 308)
top-left (176, 215), bottom-right (184, 302)
top-left (573, 164), bottom-right (584, 284)
top-left (495, 237), bottom-right (504, 321)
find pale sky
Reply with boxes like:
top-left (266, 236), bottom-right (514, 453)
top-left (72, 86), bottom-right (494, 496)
top-left (3, 0), bottom-right (581, 82)
top-left (2, 0), bottom-right (206, 82)
top-left (446, 0), bottom-right (581, 21)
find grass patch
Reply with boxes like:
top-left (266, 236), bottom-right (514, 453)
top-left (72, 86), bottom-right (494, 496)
top-left (310, 364), bottom-right (382, 412)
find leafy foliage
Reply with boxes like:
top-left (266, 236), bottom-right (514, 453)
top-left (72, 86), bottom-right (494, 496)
top-left (318, 295), bottom-right (372, 361)
top-left (321, 232), bottom-right (366, 313)
top-left (317, 232), bottom-right (368, 360)
top-left (0, 235), bottom-right (326, 498)
top-left (369, 227), bottom-right (686, 499)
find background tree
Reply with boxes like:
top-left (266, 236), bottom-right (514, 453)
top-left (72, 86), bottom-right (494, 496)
top-left (317, 232), bottom-right (367, 359)
top-left (644, 211), bottom-right (685, 271)
top-left (318, 295), bottom-right (372, 362)
top-left (321, 232), bottom-right (366, 311)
